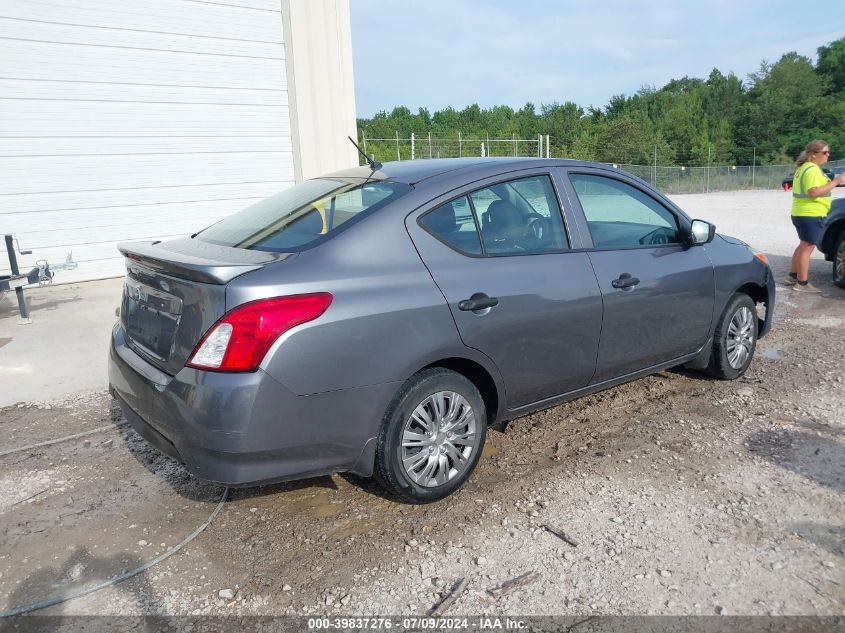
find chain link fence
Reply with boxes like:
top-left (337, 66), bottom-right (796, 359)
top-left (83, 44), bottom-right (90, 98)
top-left (622, 159), bottom-right (845, 194)
top-left (617, 164), bottom-right (786, 194)
top-left (359, 133), bottom-right (845, 194)
top-left (362, 134), bottom-right (544, 162)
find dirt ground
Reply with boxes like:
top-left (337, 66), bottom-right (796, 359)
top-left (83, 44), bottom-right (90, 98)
top-left (1, 191), bottom-right (844, 619)
top-left (1, 288), bottom-right (843, 619)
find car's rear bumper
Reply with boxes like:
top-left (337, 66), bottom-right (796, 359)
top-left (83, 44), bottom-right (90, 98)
top-left (108, 324), bottom-right (398, 486)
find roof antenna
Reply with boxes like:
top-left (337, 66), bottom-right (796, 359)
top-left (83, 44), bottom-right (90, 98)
top-left (348, 136), bottom-right (382, 172)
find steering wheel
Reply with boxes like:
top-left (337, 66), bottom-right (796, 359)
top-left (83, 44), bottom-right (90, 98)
top-left (524, 213), bottom-right (546, 241)
top-left (639, 228), bottom-right (672, 245)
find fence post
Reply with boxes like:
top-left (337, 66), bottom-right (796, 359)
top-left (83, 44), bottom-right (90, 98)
top-left (653, 145), bottom-right (657, 186)
top-left (429, 132), bottom-right (432, 159)
top-left (546, 135), bottom-right (550, 159)
top-left (410, 132), bottom-right (415, 160)
top-left (706, 144), bottom-right (711, 193)
top-left (396, 131), bottom-right (400, 161)
top-left (752, 144), bottom-right (756, 188)
top-left (362, 134), bottom-right (367, 162)
top-left (458, 131), bottom-right (462, 158)
top-left (513, 133), bottom-right (517, 157)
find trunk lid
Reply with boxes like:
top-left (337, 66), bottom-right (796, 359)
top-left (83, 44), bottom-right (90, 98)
top-left (117, 238), bottom-right (292, 375)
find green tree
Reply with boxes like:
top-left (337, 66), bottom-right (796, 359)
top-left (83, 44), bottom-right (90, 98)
top-left (356, 37), bottom-right (845, 165)
top-left (816, 37), bottom-right (845, 94)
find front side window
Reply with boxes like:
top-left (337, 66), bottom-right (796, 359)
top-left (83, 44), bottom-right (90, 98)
top-left (196, 179), bottom-right (411, 252)
top-left (569, 174), bottom-right (681, 248)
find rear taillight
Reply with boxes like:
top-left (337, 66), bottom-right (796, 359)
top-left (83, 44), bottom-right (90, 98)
top-left (187, 293), bottom-right (332, 372)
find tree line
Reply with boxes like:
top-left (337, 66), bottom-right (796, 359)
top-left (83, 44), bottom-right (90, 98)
top-left (357, 38), bottom-right (845, 167)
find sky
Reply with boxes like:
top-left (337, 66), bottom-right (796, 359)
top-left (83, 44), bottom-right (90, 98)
top-left (349, 0), bottom-right (845, 117)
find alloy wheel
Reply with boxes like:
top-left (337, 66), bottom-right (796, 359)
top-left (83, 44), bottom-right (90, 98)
top-left (400, 391), bottom-right (478, 488)
top-left (726, 306), bottom-right (755, 369)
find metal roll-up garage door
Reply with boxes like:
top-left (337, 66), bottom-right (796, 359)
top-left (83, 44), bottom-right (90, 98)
top-left (0, 0), bottom-right (295, 283)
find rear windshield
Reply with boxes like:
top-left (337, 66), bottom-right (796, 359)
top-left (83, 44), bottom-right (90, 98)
top-left (195, 178), bottom-right (411, 252)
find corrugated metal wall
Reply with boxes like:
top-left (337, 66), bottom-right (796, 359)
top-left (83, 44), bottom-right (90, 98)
top-left (0, 0), bottom-right (295, 283)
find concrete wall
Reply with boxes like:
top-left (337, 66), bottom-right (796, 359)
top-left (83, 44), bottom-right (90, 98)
top-left (282, 0), bottom-right (359, 181)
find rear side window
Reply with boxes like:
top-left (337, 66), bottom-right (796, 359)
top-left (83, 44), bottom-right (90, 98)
top-left (196, 179), bottom-right (411, 252)
top-left (420, 175), bottom-right (569, 256)
top-left (570, 174), bottom-right (681, 248)
top-left (419, 197), bottom-right (483, 254)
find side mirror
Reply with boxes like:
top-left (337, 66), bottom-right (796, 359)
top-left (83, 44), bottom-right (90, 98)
top-left (690, 219), bottom-right (716, 245)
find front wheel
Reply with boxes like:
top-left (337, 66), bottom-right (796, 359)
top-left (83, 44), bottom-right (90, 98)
top-left (708, 293), bottom-right (758, 380)
top-left (374, 368), bottom-right (486, 503)
top-left (833, 230), bottom-right (845, 289)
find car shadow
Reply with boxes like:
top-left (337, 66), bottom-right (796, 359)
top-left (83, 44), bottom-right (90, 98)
top-left (338, 472), bottom-right (396, 501)
top-left (230, 475), bottom-right (340, 502)
top-left (787, 522), bottom-right (845, 558)
top-left (0, 293), bottom-right (83, 319)
top-left (746, 421), bottom-right (844, 494)
top-left (665, 365), bottom-right (713, 381)
top-left (5, 545), bottom-right (161, 627)
top-left (112, 417), bottom-right (226, 503)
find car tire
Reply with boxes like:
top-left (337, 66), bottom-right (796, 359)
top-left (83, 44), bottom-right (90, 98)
top-left (833, 230), bottom-right (845, 289)
top-left (708, 293), bottom-right (757, 380)
top-left (374, 368), bottom-right (486, 504)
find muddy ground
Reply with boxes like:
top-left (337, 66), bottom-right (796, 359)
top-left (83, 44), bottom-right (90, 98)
top-left (1, 281), bottom-right (843, 619)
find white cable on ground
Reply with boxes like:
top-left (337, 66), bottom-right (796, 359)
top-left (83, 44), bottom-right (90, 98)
top-left (0, 422), bottom-right (129, 458)
top-left (0, 487), bottom-right (229, 617)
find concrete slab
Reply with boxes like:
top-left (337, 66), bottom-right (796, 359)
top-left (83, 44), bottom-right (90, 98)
top-left (0, 278), bottom-right (123, 406)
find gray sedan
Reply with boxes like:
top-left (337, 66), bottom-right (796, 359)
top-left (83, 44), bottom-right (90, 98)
top-left (109, 158), bottom-right (775, 503)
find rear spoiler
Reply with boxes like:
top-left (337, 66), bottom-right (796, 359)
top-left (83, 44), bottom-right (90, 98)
top-left (117, 238), bottom-right (293, 285)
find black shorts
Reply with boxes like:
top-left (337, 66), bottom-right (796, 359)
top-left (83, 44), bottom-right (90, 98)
top-left (791, 216), bottom-right (824, 245)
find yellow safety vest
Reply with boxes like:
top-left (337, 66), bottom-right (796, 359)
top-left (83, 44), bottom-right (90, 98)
top-left (791, 163), bottom-right (831, 218)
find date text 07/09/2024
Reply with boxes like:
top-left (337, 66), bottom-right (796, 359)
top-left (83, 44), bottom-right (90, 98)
top-left (307, 616), bottom-right (528, 630)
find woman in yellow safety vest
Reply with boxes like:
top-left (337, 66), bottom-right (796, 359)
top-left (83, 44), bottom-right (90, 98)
top-left (787, 139), bottom-right (845, 292)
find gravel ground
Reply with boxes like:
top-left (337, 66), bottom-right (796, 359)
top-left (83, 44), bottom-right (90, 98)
top-left (0, 191), bottom-right (843, 619)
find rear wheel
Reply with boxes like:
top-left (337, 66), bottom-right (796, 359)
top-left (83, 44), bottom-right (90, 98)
top-left (375, 368), bottom-right (486, 504)
top-left (833, 230), bottom-right (845, 289)
top-left (708, 293), bottom-right (757, 380)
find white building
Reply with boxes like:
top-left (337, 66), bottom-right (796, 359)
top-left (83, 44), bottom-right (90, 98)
top-left (0, 0), bottom-right (358, 283)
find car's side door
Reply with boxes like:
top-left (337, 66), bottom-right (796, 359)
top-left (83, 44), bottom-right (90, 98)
top-left (406, 171), bottom-right (603, 409)
top-left (561, 169), bottom-right (715, 383)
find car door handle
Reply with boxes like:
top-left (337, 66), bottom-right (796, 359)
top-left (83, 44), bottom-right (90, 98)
top-left (458, 294), bottom-right (499, 311)
top-left (611, 273), bottom-right (640, 289)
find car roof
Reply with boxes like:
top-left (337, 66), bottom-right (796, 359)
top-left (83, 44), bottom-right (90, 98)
top-left (323, 157), bottom-right (612, 186)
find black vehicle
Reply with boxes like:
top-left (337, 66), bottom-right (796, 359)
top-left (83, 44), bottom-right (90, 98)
top-left (819, 198), bottom-right (845, 288)
top-left (782, 167), bottom-right (835, 191)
